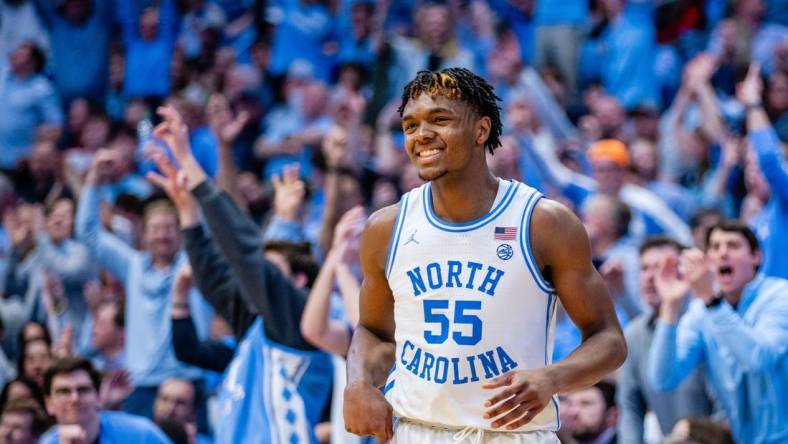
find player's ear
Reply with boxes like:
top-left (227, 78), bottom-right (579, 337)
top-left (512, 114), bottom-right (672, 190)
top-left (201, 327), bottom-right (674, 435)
top-left (475, 116), bottom-right (491, 147)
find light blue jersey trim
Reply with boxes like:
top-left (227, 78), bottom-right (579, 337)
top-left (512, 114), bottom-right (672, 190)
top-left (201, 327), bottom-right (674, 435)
top-left (383, 379), bottom-right (396, 395)
top-left (422, 180), bottom-right (519, 232)
top-left (519, 191), bottom-right (555, 293)
top-left (543, 294), bottom-right (560, 430)
top-left (543, 293), bottom-right (555, 365)
top-left (385, 194), bottom-right (410, 278)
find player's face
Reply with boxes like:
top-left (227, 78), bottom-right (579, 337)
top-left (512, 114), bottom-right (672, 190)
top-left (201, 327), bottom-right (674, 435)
top-left (401, 94), bottom-right (485, 182)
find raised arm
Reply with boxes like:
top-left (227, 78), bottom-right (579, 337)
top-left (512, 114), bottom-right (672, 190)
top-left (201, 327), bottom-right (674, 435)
top-left (318, 126), bottom-right (352, 254)
top-left (206, 94), bottom-right (249, 209)
top-left (646, 252), bottom-right (705, 391)
top-left (75, 150), bottom-right (138, 284)
top-left (483, 199), bottom-right (627, 430)
top-left (739, 62), bottom-right (788, 205)
top-left (146, 152), bottom-right (257, 337)
top-left (2, 207), bottom-right (35, 298)
top-left (170, 264), bottom-right (235, 372)
top-left (686, 54), bottom-right (727, 144)
top-left (152, 105), bottom-right (313, 350)
top-left (262, 163), bottom-right (307, 243)
top-left (343, 205), bottom-right (398, 443)
top-left (300, 206), bottom-right (365, 356)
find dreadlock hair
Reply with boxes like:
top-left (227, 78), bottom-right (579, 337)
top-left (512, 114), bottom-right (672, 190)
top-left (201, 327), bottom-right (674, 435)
top-left (398, 67), bottom-right (503, 154)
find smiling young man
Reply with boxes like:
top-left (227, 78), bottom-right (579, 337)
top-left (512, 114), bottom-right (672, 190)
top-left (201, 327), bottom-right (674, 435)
top-left (343, 68), bottom-right (626, 443)
top-left (648, 220), bottom-right (788, 444)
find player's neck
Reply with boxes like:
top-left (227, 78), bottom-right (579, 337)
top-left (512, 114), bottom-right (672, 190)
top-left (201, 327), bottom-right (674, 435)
top-left (429, 169), bottom-right (499, 224)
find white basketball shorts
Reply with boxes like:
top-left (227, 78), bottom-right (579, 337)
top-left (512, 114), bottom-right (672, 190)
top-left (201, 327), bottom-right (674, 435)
top-left (392, 419), bottom-right (559, 444)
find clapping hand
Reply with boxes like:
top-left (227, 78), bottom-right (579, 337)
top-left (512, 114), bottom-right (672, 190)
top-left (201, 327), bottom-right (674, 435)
top-left (682, 53), bottom-right (718, 91)
top-left (678, 248), bottom-right (716, 302)
top-left (654, 255), bottom-right (691, 322)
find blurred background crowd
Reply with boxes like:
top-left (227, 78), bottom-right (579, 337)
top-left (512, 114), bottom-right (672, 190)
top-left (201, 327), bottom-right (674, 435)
top-left (0, 0), bottom-right (786, 443)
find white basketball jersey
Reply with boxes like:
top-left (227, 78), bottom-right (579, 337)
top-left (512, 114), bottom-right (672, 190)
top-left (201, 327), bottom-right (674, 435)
top-left (384, 178), bottom-right (560, 432)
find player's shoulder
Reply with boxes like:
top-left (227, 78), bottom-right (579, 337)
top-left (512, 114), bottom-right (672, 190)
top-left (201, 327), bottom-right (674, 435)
top-left (531, 197), bottom-right (581, 233)
top-left (359, 202), bottom-right (401, 269)
top-left (530, 196), bottom-right (588, 262)
top-left (364, 202), bottom-right (401, 239)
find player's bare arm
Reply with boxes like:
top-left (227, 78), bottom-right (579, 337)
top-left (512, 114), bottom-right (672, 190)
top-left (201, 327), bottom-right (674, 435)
top-left (483, 198), bottom-right (627, 430)
top-left (344, 203), bottom-right (398, 442)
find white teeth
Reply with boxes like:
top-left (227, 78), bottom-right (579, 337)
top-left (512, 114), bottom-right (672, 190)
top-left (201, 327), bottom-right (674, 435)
top-left (419, 149), bottom-right (440, 157)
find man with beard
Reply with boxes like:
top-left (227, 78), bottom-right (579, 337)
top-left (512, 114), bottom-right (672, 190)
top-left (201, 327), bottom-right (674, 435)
top-left (564, 381), bottom-right (618, 444)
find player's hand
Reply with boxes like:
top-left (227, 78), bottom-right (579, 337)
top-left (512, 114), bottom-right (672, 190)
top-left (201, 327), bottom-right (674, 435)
top-left (482, 369), bottom-right (556, 430)
top-left (343, 381), bottom-right (393, 442)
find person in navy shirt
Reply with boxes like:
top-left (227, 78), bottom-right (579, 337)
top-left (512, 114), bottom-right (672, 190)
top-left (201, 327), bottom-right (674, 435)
top-left (40, 357), bottom-right (171, 444)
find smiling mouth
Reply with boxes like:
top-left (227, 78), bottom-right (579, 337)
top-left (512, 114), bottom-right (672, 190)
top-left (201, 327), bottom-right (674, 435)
top-left (416, 148), bottom-right (443, 159)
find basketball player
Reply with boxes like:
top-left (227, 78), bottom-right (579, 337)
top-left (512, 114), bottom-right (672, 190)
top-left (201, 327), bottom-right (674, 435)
top-left (344, 68), bottom-right (627, 443)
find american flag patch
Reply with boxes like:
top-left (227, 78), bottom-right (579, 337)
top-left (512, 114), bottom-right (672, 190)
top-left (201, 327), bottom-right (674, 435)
top-left (494, 226), bottom-right (517, 240)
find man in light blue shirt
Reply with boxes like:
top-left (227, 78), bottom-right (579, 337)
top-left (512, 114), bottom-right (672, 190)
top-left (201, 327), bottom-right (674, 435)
top-left (75, 149), bottom-right (213, 420)
top-left (0, 42), bottom-right (63, 169)
top-left (648, 220), bottom-right (788, 444)
top-left (40, 357), bottom-right (171, 444)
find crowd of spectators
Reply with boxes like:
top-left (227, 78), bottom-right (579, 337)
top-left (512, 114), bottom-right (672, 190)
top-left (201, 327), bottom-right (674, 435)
top-left (0, 0), bottom-right (786, 443)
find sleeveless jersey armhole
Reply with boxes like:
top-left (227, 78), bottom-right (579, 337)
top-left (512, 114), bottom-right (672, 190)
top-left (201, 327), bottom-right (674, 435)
top-left (518, 191), bottom-right (556, 294)
top-left (385, 193), bottom-right (410, 278)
